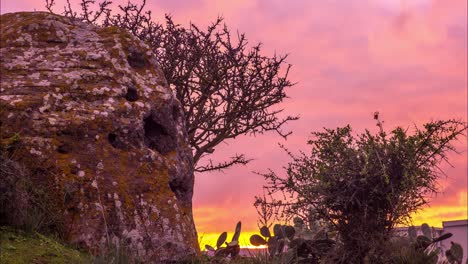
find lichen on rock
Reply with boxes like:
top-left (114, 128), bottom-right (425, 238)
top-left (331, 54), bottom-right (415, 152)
top-left (0, 12), bottom-right (198, 262)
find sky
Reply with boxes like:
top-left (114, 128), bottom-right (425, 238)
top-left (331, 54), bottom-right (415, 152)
top-left (1, 0), bottom-right (467, 249)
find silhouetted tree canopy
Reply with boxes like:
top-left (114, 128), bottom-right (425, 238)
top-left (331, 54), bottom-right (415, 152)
top-left (45, 0), bottom-right (298, 172)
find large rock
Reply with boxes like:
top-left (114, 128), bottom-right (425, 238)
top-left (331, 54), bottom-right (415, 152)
top-left (0, 12), bottom-right (198, 261)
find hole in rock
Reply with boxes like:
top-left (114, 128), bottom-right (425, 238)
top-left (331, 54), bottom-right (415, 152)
top-left (125, 86), bottom-right (139, 102)
top-left (172, 105), bottom-right (179, 121)
top-left (169, 180), bottom-right (184, 199)
top-left (108, 133), bottom-right (118, 148)
top-left (69, 165), bottom-right (78, 175)
top-left (143, 115), bottom-right (176, 155)
top-left (168, 176), bottom-right (191, 205)
top-left (127, 49), bottom-right (149, 68)
top-left (57, 144), bottom-right (71, 154)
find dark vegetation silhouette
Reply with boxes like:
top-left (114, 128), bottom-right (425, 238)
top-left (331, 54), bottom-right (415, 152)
top-left (255, 115), bottom-right (466, 263)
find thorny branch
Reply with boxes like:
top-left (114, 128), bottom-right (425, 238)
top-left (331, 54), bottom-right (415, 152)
top-left (45, 0), bottom-right (298, 173)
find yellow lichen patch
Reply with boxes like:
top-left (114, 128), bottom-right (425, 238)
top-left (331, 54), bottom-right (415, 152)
top-left (97, 26), bottom-right (126, 37)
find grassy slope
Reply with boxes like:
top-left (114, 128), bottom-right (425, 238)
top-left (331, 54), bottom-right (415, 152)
top-left (0, 226), bottom-right (269, 264)
top-left (0, 226), bottom-right (90, 264)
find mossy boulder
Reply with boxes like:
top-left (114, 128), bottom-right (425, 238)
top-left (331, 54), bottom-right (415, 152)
top-left (0, 12), bottom-right (198, 261)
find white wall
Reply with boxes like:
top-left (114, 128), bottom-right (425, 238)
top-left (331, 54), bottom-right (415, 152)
top-left (441, 220), bottom-right (468, 264)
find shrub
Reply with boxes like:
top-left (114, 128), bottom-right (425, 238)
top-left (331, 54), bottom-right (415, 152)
top-left (257, 116), bottom-right (467, 263)
top-left (0, 134), bottom-right (64, 235)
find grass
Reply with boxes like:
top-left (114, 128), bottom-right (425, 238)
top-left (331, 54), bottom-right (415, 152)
top-left (0, 226), bottom-right (90, 264)
top-left (0, 225), bottom-right (275, 264)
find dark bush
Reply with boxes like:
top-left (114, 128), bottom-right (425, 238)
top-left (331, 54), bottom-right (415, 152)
top-left (0, 136), bottom-right (64, 235)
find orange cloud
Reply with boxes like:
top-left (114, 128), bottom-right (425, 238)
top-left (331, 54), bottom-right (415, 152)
top-left (411, 191), bottom-right (468, 227)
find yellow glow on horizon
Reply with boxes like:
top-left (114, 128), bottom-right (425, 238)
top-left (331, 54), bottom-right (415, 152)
top-left (198, 206), bottom-right (467, 249)
top-left (198, 231), bottom-right (267, 250)
top-left (197, 192), bottom-right (467, 248)
top-left (410, 207), bottom-right (467, 227)
top-left (409, 193), bottom-right (468, 227)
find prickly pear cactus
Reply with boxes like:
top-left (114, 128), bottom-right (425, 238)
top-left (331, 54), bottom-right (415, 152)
top-left (408, 226), bottom-right (417, 240)
top-left (205, 221), bottom-right (241, 258)
top-left (250, 222), bottom-right (335, 263)
top-left (421, 223), bottom-right (433, 239)
top-left (405, 223), bottom-right (454, 263)
top-left (446, 241), bottom-right (464, 264)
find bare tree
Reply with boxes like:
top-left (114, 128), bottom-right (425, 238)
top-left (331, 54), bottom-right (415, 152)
top-left (45, 0), bottom-right (298, 172)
